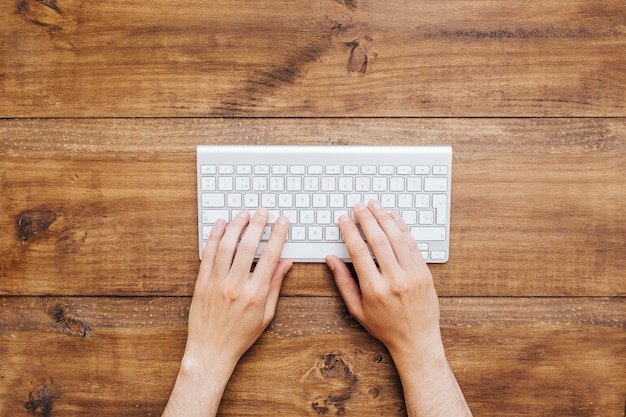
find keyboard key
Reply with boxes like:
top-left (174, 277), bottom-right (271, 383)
top-left (433, 165), bottom-right (448, 175)
top-left (415, 165), bottom-right (430, 175)
top-left (397, 165), bottom-right (412, 175)
top-left (202, 193), bottom-right (225, 207)
top-left (338, 177), bottom-right (353, 191)
top-left (255, 165), bottom-right (270, 174)
top-left (201, 177), bottom-right (216, 191)
top-left (432, 194), bottom-right (447, 224)
top-left (419, 210), bottom-right (434, 225)
top-left (237, 165), bottom-right (252, 174)
top-left (291, 227), bottom-right (306, 241)
top-left (325, 226), bottom-right (341, 241)
top-left (321, 177), bottom-right (336, 191)
top-left (304, 177), bottom-right (319, 191)
top-left (202, 209), bottom-right (229, 223)
top-left (201, 165), bottom-right (217, 174)
top-left (372, 177), bottom-right (387, 191)
top-left (326, 165), bottom-right (341, 174)
top-left (218, 177), bottom-right (233, 191)
top-left (379, 165), bottom-right (394, 174)
top-left (415, 194), bottom-right (429, 207)
top-left (278, 193), bottom-right (293, 207)
top-left (236, 177), bottom-right (251, 190)
top-left (362, 165), bottom-right (377, 174)
top-left (308, 226), bottom-right (323, 241)
top-left (287, 177), bottom-right (302, 191)
top-left (317, 210), bottom-right (332, 224)
top-left (227, 193), bottom-right (242, 207)
top-left (269, 177), bottom-right (285, 191)
top-left (430, 251), bottom-right (446, 260)
top-left (308, 165), bottom-right (323, 175)
top-left (424, 177), bottom-right (448, 191)
top-left (219, 165), bottom-right (234, 174)
top-left (273, 165), bottom-right (288, 174)
top-left (290, 165), bottom-right (305, 174)
top-left (252, 177), bottom-right (267, 190)
top-left (407, 177), bottom-right (421, 191)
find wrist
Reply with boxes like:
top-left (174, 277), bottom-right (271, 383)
top-left (179, 350), bottom-right (237, 384)
top-left (389, 337), bottom-right (448, 377)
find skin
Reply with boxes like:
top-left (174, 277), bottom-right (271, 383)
top-left (162, 202), bottom-right (471, 417)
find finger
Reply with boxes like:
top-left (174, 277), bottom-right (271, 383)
top-left (197, 218), bottom-right (227, 283)
top-left (352, 201), bottom-right (399, 274)
top-left (326, 255), bottom-right (364, 322)
top-left (252, 215), bottom-right (290, 283)
top-left (214, 210), bottom-right (251, 277)
top-left (338, 211), bottom-right (377, 289)
top-left (389, 211), bottom-right (432, 278)
top-left (262, 259), bottom-right (293, 326)
top-left (367, 200), bottom-right (414, 271)
top-left (230, 208), bottom-right (270, 278)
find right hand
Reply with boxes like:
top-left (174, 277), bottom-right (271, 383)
top-left (325, 200), bottom-right (444, 361)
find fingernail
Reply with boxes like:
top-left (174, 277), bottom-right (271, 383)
top-left (276, 215), bottom-right (289, 225)
top-left (353, 202), bottom-right (366, 211)
top-left (236, 210), bottom-right (250, 219)
top-left (257, 207), bottom-right (269, 216)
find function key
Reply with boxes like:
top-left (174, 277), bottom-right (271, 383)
top-left (219, 165), bottom-right (234, 174)
top-left (273, 165), bottom-right (288, 174)
top-left (308, 165), bottom-right (323, 175)
top-left (362, 166), bottom-right (377, 174)
top-left (255, 165), bottom-right (270, 174)
top-left (236, 165), bottom-right (252, 174)
top-left (433, 165), bottom-right (448, 175)
top-left (326, 165), bottom-right (341, 174)
top-left (379, 165), bottom-right (394, 175)
top-left (415, 165), bottom-right (430, 175)
top-left (290, 165), bottom-right (306, 174)
top-left (344, 166), bottom-right (359, 175)
top-left (397, 165), bottom-right (412, 175)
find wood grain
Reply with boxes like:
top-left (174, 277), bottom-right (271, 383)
top-left (0, 296), bottom-right (623, 417)
top-left (1, 118), bottom-right (624, 297)
top-left (1, 0), bottom-right (624, 117)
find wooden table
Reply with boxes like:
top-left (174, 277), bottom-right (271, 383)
top-left (1, 1), bottom-right (624, 416)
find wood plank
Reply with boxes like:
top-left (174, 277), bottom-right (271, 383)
top-left (1, 0), bottom-right (624, 117)
top-left (0, 296), bottom-right (623, 416)
top-left (1, 118), bottom-right (624, 296)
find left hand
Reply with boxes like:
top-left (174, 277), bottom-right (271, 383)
top-left (184, 208), bottom-right (293, 370)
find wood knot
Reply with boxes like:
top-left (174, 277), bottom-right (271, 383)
top-left (16, 209), bottom-right (57, 241)
top-left (320, 354), bottom-right (351, 379)
top-left (17, 0), bottom-right (79, 34)
top-left (323, 0), bottom-right (375, 74)
top-left (24, 378), bottom-right (60, 417)
top-left (46, 302), bottom-right (92, 337)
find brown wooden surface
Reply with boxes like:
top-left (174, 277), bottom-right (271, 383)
top-left (1, 0), bottom-right (625, 416)
top-left (1, 0), bottom-right (625, 117)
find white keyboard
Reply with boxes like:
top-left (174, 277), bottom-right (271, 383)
top-left (197, 145), bottom-right (452, 263)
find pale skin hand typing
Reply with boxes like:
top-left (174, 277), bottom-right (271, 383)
top-left (162, 201), bottom-right (472, 417)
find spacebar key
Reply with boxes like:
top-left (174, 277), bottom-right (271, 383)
top-left (410, 227), bottom-right (446, 241)
top-left (256, 242), bottom-right (351, 262)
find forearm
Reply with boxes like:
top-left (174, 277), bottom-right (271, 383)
top-left (162, 355), bottom-right (236, 417)
top-left (393, 347), bottom-right (472, 417)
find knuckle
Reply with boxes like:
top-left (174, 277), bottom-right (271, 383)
top-left (259, 244), bottom-right (281, 263)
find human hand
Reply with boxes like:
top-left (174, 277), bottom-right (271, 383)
top-left (325, 200), bottom-right (444, 362)
top-left (184, 208), bottom-right (293, 371)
